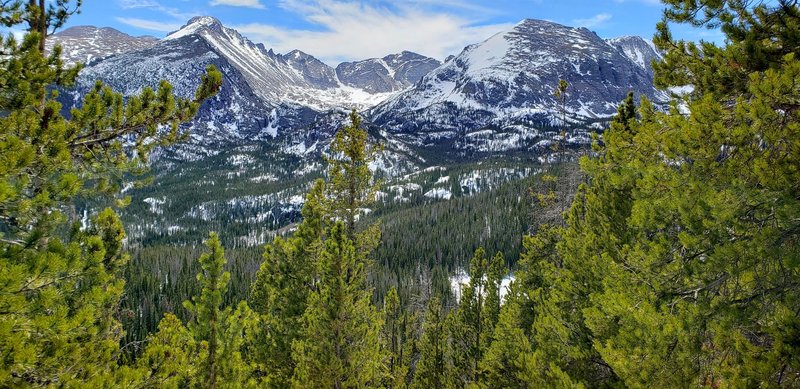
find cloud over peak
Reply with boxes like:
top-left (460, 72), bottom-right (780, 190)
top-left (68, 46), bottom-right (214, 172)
top-left (210, 0), bottom-right (266, 9)
top-left (235, 0), bottom-right (512, 64)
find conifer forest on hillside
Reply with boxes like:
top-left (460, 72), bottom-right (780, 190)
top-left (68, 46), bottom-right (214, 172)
top-left (0, 0), bottom-right (799, 387)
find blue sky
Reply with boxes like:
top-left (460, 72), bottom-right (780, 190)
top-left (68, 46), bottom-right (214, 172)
top-left (60, 0), bottom-right (722, 64)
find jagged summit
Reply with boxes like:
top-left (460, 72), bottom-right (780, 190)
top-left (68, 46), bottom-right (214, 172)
top-left (166, 16), bottom-right (226, 40)
top-left (336, 51), bottom-right (441, 94)
top-left (59, 15), bottom-right (664, 158)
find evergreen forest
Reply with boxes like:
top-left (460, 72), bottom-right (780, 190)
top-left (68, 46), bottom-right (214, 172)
top-left (0, 0), bottom-right (798, 387)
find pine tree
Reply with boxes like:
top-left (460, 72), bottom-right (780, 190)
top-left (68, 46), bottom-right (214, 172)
top-left (291, 222), bottom-right (383, 388)
top-left (135, 234), bottom-right (256, 388)
top-left (482, 252), bottom-right (505, 345)
top-left (553, 78), bottom-right (569, 135)
top-left (479, 283), bottom-right (534, 388)
top-left (0, 2), bottom-right (221, 385)
top-left (449, 247), bottom-right (500, 386)
top-left (131, 313), bottom-right (196, 388)
top-left (412, 297), bottom-right (448, 389)
top-left (183, 233), bottom-right (230, 388)
top-left (251, 110), bottom-right (385, 386)
top-left (249, 179), bottom-right (326, 386)
top-left (327, 109), bottom-right (382, 240)
top-left (381, 286), bottom-right (413, 388)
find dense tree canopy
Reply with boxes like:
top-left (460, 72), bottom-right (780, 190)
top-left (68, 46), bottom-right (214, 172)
top-left (499, 0), bottom-right (800, 386)
top-left (0, 0), bottom-right (220, 385)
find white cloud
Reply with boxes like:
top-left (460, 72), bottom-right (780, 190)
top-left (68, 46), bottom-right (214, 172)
top-left (234, 0), bottom-right (512, 65)
top-left (572, 13), bottom-right (612, 28)
top-left (116, 0), bottom-right (196, 20)
top-left (116, 17), bottom-right (182, 32)
top-left (210, 0), bottom-right (266, 9)
top-left (117, 0), bottom-right (160, 8)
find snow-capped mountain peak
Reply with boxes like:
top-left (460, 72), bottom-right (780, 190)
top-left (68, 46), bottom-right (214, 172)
top-left (165, 16), bottom-right (226, 40)
top-left (369, 18), bottom-right (663, 153)
top-left (46, 26), bottom-right (157, 66)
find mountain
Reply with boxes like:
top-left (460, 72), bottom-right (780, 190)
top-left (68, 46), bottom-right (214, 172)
top-left (65, 18), bottom-right (276, 158)
top-left (336, 51), bottom-right (442, 93)
top-left (163, 16), bottom-right (373, 111)
top-left (63, 17), bottom-right (436, 156)
top-left (57, 16), bottom-right (668, 246)
top-left (46, 26), bottom-right (158, 66)
top-left (282, 49), bottom-right (340, 89)
top-left (368, 19), bottom-right (666, 154)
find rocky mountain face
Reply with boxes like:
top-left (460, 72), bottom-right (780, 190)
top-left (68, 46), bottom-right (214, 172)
top-left (282, 49), bottom-right (339, 89)
top-left (336, 51), bottom-right (441, 93)
top-left (606, 35), bottom-right (663, 78)
top-left (368, 19), bottom-right (666, 154)
top-left (46, 26), bottom-right (158, 65)
top-left (62, 22), bottom-right (275, 160)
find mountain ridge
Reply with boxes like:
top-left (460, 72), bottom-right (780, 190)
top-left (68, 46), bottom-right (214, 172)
top-left (59, 16), bottom-right (664, 162)
top-left (47, 25), bottom-right (158, 65)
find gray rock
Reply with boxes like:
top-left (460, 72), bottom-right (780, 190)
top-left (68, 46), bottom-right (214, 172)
top-left (337, 51), bottom-right (441, 93)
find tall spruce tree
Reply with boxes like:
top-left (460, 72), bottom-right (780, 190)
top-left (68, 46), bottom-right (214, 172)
top-left (249, 180), bottom-right (326, 386)
top-left (251, 110), bottom-right (385, 387)
top-left (381, 286), bottom-right (413, 388)
top-left (134, 234), bottom-right (256, 388)
top-left (327, 109), bottom-right (382, 240)
top-left (449, 247), bottom-right (504, 386)
top-left (412, 297), bottom-right (448, 389)
top-left (183, 233), bottom-right (230, 388)
top-left (0, 1), bottom-right (220, 385)
top-left (290, 222), bottom-right (384, 388)
top-left (482, 252), bottom-right (506, 346)
top-left (479, 281), bottom-right (535, 389)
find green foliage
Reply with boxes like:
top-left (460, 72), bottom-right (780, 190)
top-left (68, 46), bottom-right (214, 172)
top-left (448, 247), bottom-right (507, 386)
top-left (479, 282), bottom-right (535, 389)
top-left (381, 287), bottom-right (414, 388)
top-left (134, 234), bottom-right (257, 388)
top-left (291, 222), bottom-right (384, 388)
top-left (248, 180), bottom-right (325, 386)
top-left (183, 233), bottom-right (230, 387)
top-left (120, 244), bottom-right (261, 356)
top-left (412, 297), bottom-right (448, 389)
top-left (131, 313), bottom-right (196, 388)
top-left (327, 109), bottom-right (382, 238)
top-left (507, 1), bottom-right (800, 386)
top-left (251, 111), bottom-right (387, 387)
top-left (482, 252), bottom-right (505, 348)
top-left (654, 0), bottom-right (800, 98)
top-left (0, 1), bottom-right (220, 385)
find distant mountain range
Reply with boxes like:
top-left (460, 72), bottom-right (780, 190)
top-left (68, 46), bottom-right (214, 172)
top-left (54, 16), bottom-right (663, 162)
top-left (51, 16), bottom-right (666, 244)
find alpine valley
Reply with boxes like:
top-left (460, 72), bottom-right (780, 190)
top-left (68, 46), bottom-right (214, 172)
top-left (56, 16), bottom-right (663, 266)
